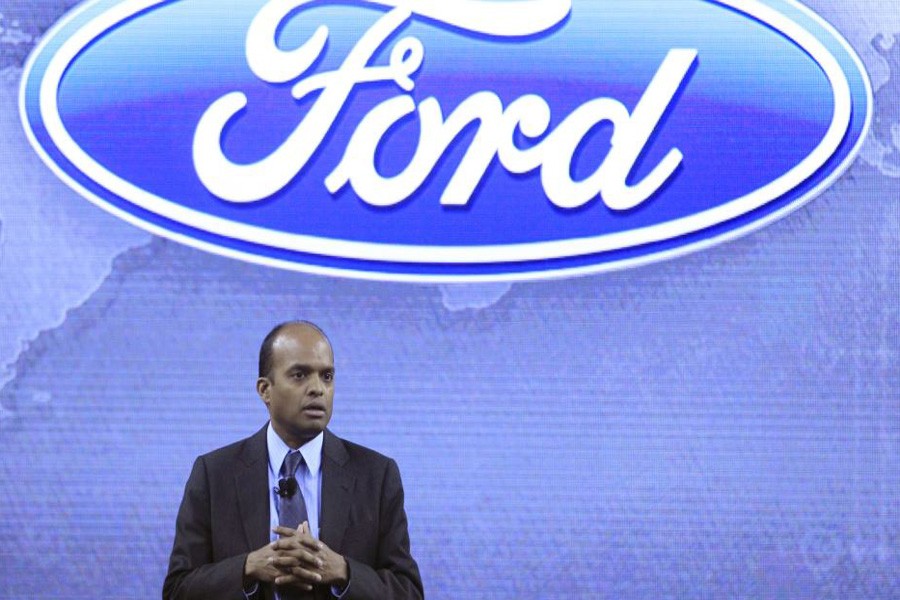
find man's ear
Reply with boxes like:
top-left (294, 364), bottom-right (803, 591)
top-left (256, 377), bottom-right (271, 405)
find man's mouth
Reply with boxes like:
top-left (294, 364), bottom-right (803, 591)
top-left (302, 403), bottom-right (327, 416)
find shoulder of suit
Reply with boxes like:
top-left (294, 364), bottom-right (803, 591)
top-left (196, 427), bottom-right (266, 464)
top-left (327, 431), bottom-right (395, 467)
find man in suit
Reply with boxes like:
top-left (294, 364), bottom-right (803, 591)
top-left (163, 321), bottom-right (423, 600)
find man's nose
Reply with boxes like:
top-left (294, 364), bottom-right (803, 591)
top-left (307, 374), bottom-right (325, 396)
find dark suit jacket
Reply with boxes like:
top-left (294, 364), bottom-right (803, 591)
top-left (163, 426), bottom-right (423, 600)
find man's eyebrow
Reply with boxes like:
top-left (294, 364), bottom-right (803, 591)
top-left (285, 363), bottom-right (333, 371)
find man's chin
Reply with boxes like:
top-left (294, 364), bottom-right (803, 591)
top-left (292, 419), bottom-right (329, 437)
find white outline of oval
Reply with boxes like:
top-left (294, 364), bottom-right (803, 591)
top-left (20, 0), bottom-right (873, 283)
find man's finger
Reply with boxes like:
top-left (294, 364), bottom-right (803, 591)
top-left (275, 567), bottom-right (321, 585)
top-left (271, 556), bottom-right (299, 568)
top-left (273, 549), bottom-right (323, 568)
top-left (289, 565), bottom-right (323, 583)
top-left (272, 554), bottom-right (323, 568)
top-left (273, 574), bottom-right (314, 591)
top-left (296, 536), bottom-right (324, 552)
top-left (271, 538), bottom-right (297, 551)
top-left (273, 526), bottom-right (296, 537)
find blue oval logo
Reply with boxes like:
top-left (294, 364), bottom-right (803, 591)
top-left (21, 0), bottom-right (871, 281)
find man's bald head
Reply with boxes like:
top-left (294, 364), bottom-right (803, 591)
top-left (258, 321), bottom-right (332, 379)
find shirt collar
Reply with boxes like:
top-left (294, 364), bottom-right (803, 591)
top-left (266, 422), bottom-right (324, 477)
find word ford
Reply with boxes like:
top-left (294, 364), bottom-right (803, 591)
top-left (193, 0), bottom-right (697, 211)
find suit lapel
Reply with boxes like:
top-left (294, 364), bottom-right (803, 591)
top-left (319, 430), bottom-right (354, 552)
top-left (235, 425), bottom-right (271, 552)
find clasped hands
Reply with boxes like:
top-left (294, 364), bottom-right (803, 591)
top-left (245, 522), bottom-right (349, 592)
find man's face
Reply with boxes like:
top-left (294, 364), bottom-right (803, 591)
top-left (257, 325), bottom-right (335, 448)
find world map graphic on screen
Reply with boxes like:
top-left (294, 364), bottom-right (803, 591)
top-left (1, 1), bottom-right (898, 598)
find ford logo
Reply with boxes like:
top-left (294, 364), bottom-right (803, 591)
top-left (21, 0), bottom-right (871, 281)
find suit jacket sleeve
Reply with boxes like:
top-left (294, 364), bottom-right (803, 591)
top-left (342, 458), bottom-right (423, 600)
top-left (163, 456), bottom-right (254, 600)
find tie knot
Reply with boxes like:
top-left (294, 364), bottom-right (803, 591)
top-left (282, 451), bottom-right (304, 477)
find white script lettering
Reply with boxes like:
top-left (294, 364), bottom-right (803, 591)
top-left (193, 0), bottom-right (696, 211)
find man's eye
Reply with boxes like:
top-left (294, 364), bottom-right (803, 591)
top-left (323, 372), bottom-right (334, 382)
top-left (292, 371), bottom-right (307, 379)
